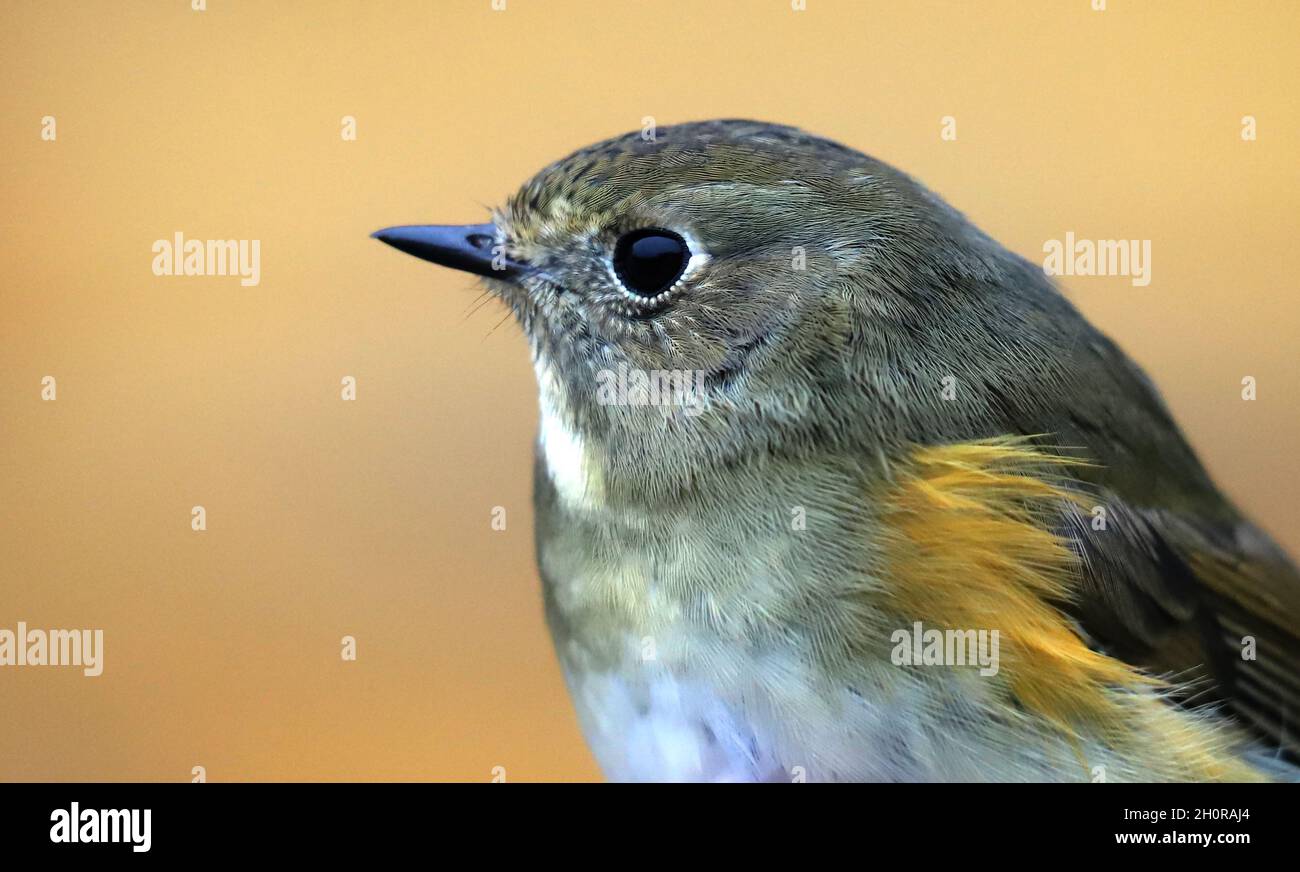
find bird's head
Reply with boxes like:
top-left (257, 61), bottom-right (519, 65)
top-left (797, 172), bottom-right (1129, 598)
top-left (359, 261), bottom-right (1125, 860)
top-left (374, 120), bottom-right (1059, 498)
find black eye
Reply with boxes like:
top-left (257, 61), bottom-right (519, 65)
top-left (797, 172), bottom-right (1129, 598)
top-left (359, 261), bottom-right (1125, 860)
top-left (612, 228), bottom-right (690, 299)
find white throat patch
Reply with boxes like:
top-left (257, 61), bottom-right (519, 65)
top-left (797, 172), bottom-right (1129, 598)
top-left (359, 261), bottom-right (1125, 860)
top-left (535, 361), bottom-right (604, 511)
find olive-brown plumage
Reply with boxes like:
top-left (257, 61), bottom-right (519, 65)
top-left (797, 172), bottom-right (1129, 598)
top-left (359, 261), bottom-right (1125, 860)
top-left (375, 120), bottom-right (1299, 781)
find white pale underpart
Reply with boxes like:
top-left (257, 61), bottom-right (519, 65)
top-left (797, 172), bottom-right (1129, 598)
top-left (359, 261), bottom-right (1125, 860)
top-left (562, 659), bottom-right (1102, 782)
top-left (565, 669), bottom-right (786, 783)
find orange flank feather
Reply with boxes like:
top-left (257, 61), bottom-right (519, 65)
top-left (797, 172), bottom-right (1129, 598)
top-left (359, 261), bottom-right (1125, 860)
top-left (876, 438), bottom-right (1264, 781)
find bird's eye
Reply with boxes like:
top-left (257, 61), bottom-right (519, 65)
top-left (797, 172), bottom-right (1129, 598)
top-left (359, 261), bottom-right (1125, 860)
top-left (612, 228), bottom-right (690, 299)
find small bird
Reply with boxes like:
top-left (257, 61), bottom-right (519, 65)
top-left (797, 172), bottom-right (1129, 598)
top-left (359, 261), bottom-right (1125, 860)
top-left (374, 120), bottom-right (1299, 782)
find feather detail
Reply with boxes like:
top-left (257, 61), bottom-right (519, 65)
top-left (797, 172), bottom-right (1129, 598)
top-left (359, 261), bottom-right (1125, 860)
top-left (877, 437), bottom-right (1266, 781)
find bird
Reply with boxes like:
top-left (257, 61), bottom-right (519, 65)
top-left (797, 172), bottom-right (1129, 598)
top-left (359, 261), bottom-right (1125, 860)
top-left (373, 119), bottom-right (1300, 782)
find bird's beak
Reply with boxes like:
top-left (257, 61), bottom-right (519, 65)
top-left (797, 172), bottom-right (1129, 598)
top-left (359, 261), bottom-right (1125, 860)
top-left (370, 223), bottom-right (525, 279)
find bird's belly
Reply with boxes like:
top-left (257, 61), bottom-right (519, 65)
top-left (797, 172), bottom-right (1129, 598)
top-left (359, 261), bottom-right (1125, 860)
top-left (562, 667), bottom-right (789, 783)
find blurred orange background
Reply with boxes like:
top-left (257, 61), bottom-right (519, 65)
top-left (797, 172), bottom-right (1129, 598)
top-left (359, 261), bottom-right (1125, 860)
top-left (1, 0), bottom-right (1296, 781)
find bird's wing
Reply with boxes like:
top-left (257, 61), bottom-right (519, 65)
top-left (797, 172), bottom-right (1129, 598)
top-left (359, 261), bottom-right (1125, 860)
top-left (1063, 490), bottom-right (1300, 761)
top-left (1003, 330), bottom-right (1300, 760)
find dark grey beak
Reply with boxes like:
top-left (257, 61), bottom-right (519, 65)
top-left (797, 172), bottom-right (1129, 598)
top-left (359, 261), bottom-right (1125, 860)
top-left (370, 223), bottom-right (524, 279)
